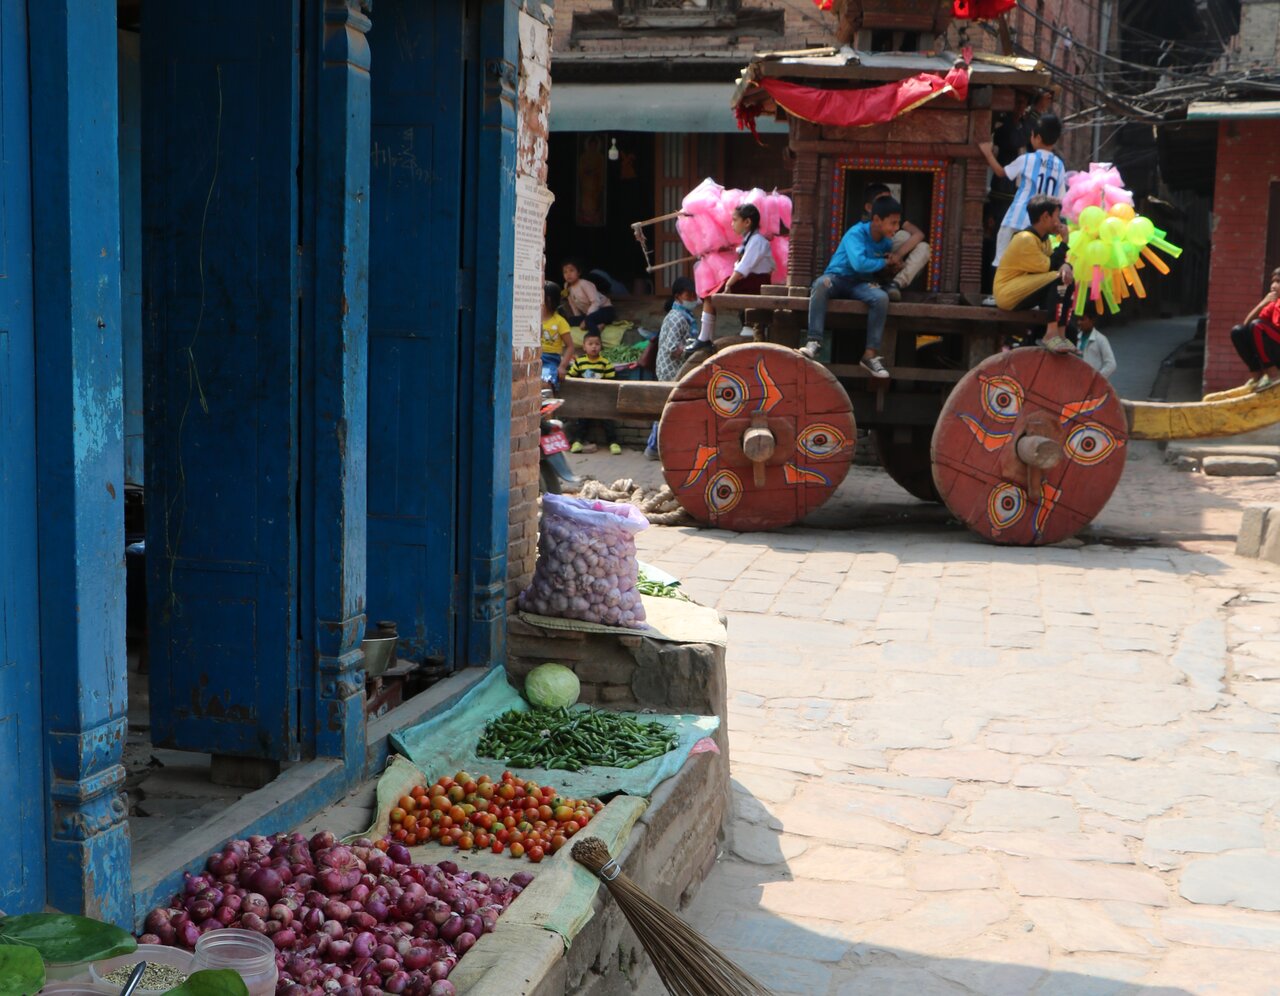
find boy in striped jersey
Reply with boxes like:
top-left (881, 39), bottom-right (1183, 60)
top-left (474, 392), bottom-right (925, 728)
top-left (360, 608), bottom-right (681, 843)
top-left (567, 331), bottom-right (622, 454)
top-left (978, 113), bottom-right (1067, 268)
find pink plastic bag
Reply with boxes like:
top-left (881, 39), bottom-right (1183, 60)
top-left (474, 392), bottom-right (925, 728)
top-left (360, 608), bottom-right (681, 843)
top-left (743, 188), bottom-right (781, 238)
top-left (676, 212), bottom-right (725, 257)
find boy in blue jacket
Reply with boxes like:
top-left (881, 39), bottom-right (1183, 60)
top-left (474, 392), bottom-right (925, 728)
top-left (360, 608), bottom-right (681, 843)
top-left (799, 196), bottom-right (901, 378)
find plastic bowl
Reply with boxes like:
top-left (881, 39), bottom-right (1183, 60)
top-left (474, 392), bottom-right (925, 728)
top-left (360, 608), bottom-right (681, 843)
top-left (40, 985), bottom-right (112, 994)
top-left (90, 944), bottom-right (195, 995)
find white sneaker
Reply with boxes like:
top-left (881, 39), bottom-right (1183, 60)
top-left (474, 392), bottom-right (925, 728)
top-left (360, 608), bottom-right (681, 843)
top-left (798, 340), bottom-right (822, 360)
top-left (860, 355), bottom-right (891, 379)
top-left (739, 326), bottom-right (755, 338)
top-left (981, 296), bottom-right (996, 307)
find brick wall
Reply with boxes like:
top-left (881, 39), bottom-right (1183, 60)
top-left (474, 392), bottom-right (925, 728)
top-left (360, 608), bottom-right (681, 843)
top-left (1204, 119), bottom-right (1280, 394)
top-left (510, 3), bottom-right (555, 610)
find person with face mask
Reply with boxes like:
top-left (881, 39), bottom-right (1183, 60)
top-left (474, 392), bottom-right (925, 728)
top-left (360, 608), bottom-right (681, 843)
top-left (644, 276), bottom-right (701, 460)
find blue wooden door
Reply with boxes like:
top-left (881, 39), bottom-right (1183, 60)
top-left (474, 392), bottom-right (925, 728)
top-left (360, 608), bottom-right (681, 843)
top-left (367, 0), bottom-right (467, 663)
top-left (142, 5), bottom-right (301, 758)
top-left (0, 0), bottom-right (45, 912)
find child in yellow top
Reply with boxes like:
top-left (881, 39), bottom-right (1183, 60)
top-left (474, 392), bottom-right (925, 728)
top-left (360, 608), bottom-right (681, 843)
top-left (541, 281), bottom-right (575, 387)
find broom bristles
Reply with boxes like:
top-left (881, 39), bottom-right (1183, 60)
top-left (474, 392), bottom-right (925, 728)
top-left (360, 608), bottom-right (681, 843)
top-left (572, 837), bottom-right (774, 996)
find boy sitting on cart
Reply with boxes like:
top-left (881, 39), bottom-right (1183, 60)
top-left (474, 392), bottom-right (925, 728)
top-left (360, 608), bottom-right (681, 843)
top-left (799, 195), bottom-right (902, 379)
top-left (993, 194), bottom-right (1076, 354)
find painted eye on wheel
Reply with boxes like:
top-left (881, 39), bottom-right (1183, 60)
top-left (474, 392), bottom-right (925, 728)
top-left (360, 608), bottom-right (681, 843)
top-left (1064, 422), bottom-right (1119, 465)
top-left (796, 422), bottom-right (850, 460)
top-left (707, 370), bottom-right (749, 418)
top-left (705, 470), bottom-right (743, 515)
top-left (988, 482), bottom-right (1027, 531)
top-left (980, 375), bottom-right (1024, 421)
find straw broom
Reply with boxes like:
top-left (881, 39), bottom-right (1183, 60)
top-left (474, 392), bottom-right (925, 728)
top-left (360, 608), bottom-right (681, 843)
top-left (572, 836), bottom-right (775, 996)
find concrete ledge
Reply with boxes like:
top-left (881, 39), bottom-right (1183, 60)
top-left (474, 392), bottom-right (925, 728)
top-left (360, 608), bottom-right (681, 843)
top-left (1238, 504), bottom-right (1280, 565)
top-left (451, 746), bottom-right (731, 996)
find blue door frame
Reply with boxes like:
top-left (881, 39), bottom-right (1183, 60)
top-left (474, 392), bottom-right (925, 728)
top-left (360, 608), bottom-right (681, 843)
top-left (0, 0), bottom-right (46, 916)
top-left (28, 0), bottom-right (131, 924)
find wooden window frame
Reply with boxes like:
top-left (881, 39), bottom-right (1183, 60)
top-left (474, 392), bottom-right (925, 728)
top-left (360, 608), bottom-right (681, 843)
top-left (829, 155), bottom-right (949, 293)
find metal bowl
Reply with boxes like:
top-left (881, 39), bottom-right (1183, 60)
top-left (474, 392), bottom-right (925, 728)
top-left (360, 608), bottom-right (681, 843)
top-left (361, 634), bottom-right (398, 679)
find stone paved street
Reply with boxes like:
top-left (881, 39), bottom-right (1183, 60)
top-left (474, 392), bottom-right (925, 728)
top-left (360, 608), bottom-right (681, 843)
top-left (609, 443), bottom-right (1280, 995)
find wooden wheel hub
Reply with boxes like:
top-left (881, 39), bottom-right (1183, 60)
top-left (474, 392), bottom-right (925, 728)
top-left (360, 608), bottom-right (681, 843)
top-left (932, 350), bottom-right (1127, 545)
top-left (658, 343), bottom-right (856, 531)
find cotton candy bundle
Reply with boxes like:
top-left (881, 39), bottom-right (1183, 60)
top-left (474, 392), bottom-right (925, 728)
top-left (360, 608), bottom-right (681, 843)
top-left (676, 213), bottom-right (726, 257)
top-left (677, 178), bottom-right (793, 258)
top-left (694, 251), bottom-right (737, 299)
top-left (1060, 163), bottom-right (1133, 223)
top-left (743, 188), bottom-right (782, 238)
top-left (1063, 165), bottom-right (1182, 316)
top-left (771, 236), bottom-right (790, 284)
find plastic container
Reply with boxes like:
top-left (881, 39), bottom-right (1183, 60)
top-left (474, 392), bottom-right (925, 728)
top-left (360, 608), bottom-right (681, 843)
top-left (90, 944), bottom-right (196, 994)
top-left (192, 929), bottom-right (277, 996)
top-left (40, 985), bottom-right (112, 994)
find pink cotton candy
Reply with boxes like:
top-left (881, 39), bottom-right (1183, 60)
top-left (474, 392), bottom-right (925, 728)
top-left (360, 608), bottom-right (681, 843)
top-left (677, 213), bottom-right (727, 257)
top-left (774, 191), bottom-right (792, 232)
top-left (771, 236), bottom-right (789, 284)
top-left (742, 188), bottom-right (781, 238)
top-left (681, 177), bottom-right (724, 216)
top-left (694, 251), bottom-right (736, 299)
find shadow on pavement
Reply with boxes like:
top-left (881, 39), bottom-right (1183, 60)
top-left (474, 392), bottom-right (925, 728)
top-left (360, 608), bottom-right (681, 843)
top-left (679, 782), bottom-right (1196, 996)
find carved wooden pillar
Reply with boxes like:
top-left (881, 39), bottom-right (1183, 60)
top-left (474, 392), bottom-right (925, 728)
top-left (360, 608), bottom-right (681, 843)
top-left (789, 122), bottom-right (822, 288)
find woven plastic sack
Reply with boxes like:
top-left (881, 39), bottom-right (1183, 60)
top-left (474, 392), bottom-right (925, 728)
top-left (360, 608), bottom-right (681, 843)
top-left (518, 495), bottom-right (649, 628)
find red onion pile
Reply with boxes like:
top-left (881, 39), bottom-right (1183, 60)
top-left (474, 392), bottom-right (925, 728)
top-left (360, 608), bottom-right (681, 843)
top-left (139, 831), bottom-right (534, 996)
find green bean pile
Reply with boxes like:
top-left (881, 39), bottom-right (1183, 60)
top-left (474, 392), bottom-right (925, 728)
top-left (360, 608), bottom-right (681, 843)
top-left (477, 706), bottom-right (679, 771)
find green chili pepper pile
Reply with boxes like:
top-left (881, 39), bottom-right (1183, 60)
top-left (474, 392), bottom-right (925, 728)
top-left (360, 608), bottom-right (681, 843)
top-left (636, 570), bottom-right (690, 601)
top-left (476, 706), bottom-right (679, 771)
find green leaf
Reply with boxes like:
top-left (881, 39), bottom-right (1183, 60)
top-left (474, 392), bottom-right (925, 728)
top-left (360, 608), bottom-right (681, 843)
top-left (0, 945), bottom-right (45, 996)
top-left (0, 912), bottom-right (137, 966)
top-left (164, 969), bottom-right (251, 996)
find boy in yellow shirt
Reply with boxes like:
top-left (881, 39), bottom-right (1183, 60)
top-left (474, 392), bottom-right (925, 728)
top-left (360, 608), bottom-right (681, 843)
top-left (993, 194), bottom-right (1077, 354)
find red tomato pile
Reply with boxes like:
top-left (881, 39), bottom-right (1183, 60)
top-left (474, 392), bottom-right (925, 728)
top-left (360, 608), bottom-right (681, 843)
top-left (379, 770), bottom-right (604, 864)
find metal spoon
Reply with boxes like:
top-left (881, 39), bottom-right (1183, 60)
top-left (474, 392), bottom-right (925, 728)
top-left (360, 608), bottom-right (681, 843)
top-left (118, 960), bottom-right (148, 996)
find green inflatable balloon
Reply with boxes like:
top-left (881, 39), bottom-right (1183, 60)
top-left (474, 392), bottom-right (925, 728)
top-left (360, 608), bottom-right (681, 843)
top-left (1128, 217), bottom-right (1155, 246)
top-left (1078, 205), bottom-right (1105, 235)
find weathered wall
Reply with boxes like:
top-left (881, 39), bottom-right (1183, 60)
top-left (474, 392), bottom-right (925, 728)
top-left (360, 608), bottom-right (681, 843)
top-left (1204, 119), bottom-right (1280, 394)
top-left (509, 2), bottom-right (555, 610)
top-left (553, 0), bottom-right (836, 60)
top-left (949, 1), bottom-right (1103, 168)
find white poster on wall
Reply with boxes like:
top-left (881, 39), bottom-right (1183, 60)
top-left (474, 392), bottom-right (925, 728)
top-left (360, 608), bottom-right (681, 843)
top-left (512, 175), bottom-right (556, 354)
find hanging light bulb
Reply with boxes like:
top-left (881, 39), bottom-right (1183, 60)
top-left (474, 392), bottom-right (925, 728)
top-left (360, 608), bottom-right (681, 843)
top-left (608, 138), bottom-right (620, 162)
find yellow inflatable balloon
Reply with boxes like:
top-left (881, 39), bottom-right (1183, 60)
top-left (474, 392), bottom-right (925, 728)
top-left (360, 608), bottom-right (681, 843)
top-left (1085, 240), bottom-right (1110, 267)
top-left (1078, 206), bottom-right (1105, 236)
top-left (1127, 217), bottom-right (1155, 246)
top-left (1099, 217), bottom-right (1127, 244)
top-left (1108, 203), bottom-right (1136, 222)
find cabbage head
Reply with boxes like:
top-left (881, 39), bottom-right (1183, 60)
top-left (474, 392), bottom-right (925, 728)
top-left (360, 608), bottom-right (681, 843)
top-left (525, 663), bottom-right (581, 709)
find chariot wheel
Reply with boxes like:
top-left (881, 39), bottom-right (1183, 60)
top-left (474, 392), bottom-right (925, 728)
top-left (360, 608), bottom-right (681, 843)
top-left (872, 426), bottom-right (941, 503)
top-left (658, 343), bottom-right (856, 531)
top-left (931, 350), bottom-right (1127, 545)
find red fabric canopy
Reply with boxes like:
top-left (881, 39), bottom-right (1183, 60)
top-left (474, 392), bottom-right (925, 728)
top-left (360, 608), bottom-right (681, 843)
top-left (736, 65), bottom-right (970, 137)
top-left (953, 0), bottom-right (1017, 19)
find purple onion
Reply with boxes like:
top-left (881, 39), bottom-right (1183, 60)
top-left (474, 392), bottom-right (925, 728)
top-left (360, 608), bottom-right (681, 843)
top-left (248, 866), bottom-right (285, 902)
top-left (138, 933), bottom-right (161, 945)
top-left (178, 920), bottom-right (202, 948)
top-left (144, 908), bottom-right (174, 934)
top-left (429, 981), bottom-right (457, 996)
top-left (244, 892), bottom-right (270, 918)
top-left (322, 918), bottom-right (345, 938)
top-left (376, 958), bottom-right (400, 978)
top-left (460, 914), bottom-right (483, 938)
top-left (348, 883), bottom-right (371, 904)
top-left (510, 871), bottom-right (534, 888)
top-left (454, 932), bottom-right (477, 955)
top-left (273, 928), bottom-right (297, 949)
top-left (325, 899), bottom-right (352, 923)
top-left (425, 900), bottom-right (451, 927)
top-left (352, 931), bottom-right (377, 959)
top-left (328, 938), bottom-right (352, 960)
top-left (216, 905), bottom-right (237, 926)
top-left (350, 912), bottom-right (377, 931)
top-left (414, 920), bottom-right (439, 941)
top-left (188, 899), bottom-right (215, 921)
top-left (438, 916), bottom-right (464, 942)
top-left (428, 961), bottom-right (452, 982)
top-left (240, 912), bottom-right (267, 933)
top-left (403, 947), bottom-right (431, 971)
top-left (387, 843), bottom-right (412, 865)
top-left (270, 903), bottom-right (295, 927)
